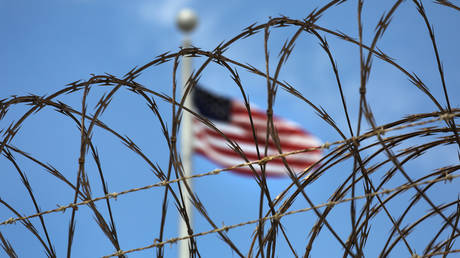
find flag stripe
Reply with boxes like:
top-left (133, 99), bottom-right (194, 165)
top-left (194, 142), bottom-right (311, 176)
top-left (194, 128), bottom-right (322, 160)
top-left (194, 132), bottom-right (321, 167)
top-left (230, 102), bottom-right (315, 136)
top-left (193, 121), bottom-right (321, 152)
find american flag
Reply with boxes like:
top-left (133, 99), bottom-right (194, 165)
top-left (192, 87), bottom-right (322, 177)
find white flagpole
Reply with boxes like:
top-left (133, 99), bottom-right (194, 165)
top-left (176, 8), bottom-right (197, 258)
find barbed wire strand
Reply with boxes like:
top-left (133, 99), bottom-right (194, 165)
top-left (422, 248), bottom-right (460, 257)
top-left (1, 112), bottom-right (457, 227)
top-left (100, 171), bottom-right (460, 258)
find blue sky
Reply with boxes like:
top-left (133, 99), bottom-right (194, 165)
top-left (1, 0), bottom-right (460, 257)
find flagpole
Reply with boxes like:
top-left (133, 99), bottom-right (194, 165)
top-left (176, 8), bottom-right (197, 258)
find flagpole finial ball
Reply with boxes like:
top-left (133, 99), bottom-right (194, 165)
top-left (177, 9), bottom-right (198, 33)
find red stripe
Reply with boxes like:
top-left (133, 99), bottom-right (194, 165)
top-left (195, 129), bottom-right (321, 156)
top-left (194, 145), bottom-right (311, 176)
top-left (231, 101), bottom-right (300, 125)
top-left (194, 133), bottom-right (319, 168)
top-left (194, 125), bottom-right (322, 154)
top-left (193, 118), bottom-right (310, 137)
top-left (230, 103), bottom-right (312, 135)
top-left (231, 120), bottom-right (307, 135)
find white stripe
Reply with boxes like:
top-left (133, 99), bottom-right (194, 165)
top-left (195, 133), bottom-right (322, 162)
top-left (193, 120), bottom-right (246, 136)
top-left (194, 140), bottom-right (311, 176)
top-left (232, 101), bottom-right (303, 128)
top-left (232, 114), bottom-right (300, 130)
top-left (194, 119), bottom-right (321, 147)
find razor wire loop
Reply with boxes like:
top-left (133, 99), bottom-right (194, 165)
top-left (0, 111), bottom-right (457, 227)
top-left (100, 173), bottom-right (460, 257)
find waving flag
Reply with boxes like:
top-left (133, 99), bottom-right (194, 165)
top-left (192, 87), bottom-right (322, 177)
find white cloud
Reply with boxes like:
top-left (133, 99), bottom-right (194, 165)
top-left (139, 0), bottom-right (191, 27)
